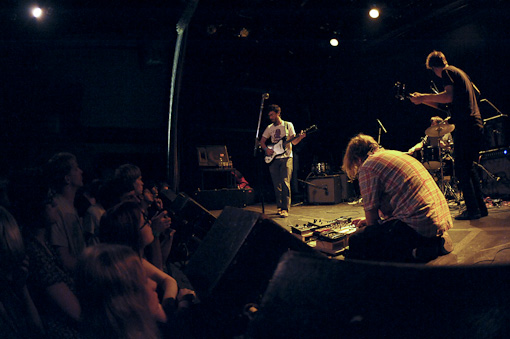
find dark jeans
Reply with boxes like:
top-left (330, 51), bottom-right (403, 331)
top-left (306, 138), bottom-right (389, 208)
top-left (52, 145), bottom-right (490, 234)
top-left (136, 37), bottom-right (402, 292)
top-left (454, 129), bottom-right (487, 216)
top-left (347, 219), bottom-right (440, 262)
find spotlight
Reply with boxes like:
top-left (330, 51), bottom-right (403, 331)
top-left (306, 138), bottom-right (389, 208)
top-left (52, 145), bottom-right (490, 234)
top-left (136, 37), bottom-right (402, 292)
top-left (369, 8), bottom-right (380, 19)
top-left (329, 38), bottom-right (339, 47)
top-left (31, 7), bottom-right (43, 19)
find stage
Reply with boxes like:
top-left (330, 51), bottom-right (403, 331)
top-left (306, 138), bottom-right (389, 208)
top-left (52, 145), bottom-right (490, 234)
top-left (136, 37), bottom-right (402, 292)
top-left (208, 198), bottom-right (510, 266)
top-left (171, 195), bottom-right (510, 338)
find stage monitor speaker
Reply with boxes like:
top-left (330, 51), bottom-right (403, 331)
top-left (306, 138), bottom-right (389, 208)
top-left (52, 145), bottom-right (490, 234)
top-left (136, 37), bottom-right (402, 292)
top-left (159, 188), bottom-right (177, 205)
top-left (479, 149), bottom-right (510, 197)
top-left (161, 191), bottom-right (216, 241)
top-left (307, 175), bottom-right (343, 204)
top-left (245, 251), bottom-right (510, 339)
top-left (184, 207), bottom-right (323, 336)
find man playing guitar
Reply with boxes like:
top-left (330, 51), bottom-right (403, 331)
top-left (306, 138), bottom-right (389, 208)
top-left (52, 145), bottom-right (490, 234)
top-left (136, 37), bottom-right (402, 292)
top-left (259, 104), bottom-right (306, 218)
top-left (409, 50), bottom-right (487, 220)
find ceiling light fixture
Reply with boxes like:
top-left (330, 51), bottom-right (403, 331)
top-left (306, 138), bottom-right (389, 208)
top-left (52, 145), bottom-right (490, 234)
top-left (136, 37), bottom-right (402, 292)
top-left (369, 7), bottom-right (380, 19)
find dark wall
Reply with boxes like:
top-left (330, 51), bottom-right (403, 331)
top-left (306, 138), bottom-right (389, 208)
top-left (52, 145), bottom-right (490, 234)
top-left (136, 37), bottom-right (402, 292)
top-left (1, 3), bottom-right (509, 195)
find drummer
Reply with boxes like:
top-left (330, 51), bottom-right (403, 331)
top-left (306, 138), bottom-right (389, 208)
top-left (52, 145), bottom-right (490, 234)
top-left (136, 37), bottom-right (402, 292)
top-left (408, 116), bottom-right (453, 158)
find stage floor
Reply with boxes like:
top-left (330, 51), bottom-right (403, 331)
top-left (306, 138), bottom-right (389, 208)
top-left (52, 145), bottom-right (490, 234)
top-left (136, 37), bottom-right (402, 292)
top-left (209, 198), bottom-right (510, 266)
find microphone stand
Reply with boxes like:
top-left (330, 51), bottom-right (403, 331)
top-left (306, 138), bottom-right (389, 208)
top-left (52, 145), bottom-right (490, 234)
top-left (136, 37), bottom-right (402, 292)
top-left (479, 95), bottom-right (507, 149)
top-left (254, 93), bottom-right (269, 214)
top-left (254, 93), bottom-right (269, 156)
top-left (481, 99), bottom-right (508, 123)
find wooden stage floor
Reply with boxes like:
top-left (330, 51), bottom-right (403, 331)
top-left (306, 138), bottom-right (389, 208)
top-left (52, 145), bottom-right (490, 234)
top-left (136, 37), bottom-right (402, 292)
top-left (209, 198), bottom-right (510, 266)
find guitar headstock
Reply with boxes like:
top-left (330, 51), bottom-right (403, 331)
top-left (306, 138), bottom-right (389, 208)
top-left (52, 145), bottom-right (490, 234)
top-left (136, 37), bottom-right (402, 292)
top-left (304, 125), bottom-right (318, 134)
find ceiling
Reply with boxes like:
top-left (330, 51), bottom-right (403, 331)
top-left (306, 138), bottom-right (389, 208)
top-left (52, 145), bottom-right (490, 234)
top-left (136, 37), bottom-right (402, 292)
top-left (1, 1), bottom-right (507, 43)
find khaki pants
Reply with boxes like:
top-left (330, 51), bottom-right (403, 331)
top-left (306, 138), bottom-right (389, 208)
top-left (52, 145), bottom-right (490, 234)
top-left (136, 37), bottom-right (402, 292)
top-left (268, 157), bottom-right (293, 211)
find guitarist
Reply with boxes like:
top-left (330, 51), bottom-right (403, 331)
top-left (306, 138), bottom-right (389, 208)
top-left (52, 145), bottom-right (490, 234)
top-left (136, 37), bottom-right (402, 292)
top-left (409, 50), bottom-right (487, 220)
top-left (260, 104), bottom-right (306, 218)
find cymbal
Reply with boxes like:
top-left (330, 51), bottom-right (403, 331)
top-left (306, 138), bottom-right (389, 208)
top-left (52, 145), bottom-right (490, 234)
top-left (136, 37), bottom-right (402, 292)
top-left (425, 123), bottom-right (455, 137)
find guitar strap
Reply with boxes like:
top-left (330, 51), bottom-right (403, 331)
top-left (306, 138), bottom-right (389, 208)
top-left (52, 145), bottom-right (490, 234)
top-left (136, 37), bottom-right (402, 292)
top-left (284, 121), bottom-right (291, 157)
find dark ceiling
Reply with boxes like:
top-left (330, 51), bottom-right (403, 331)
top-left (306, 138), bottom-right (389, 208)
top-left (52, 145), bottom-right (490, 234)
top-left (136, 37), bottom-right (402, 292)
top-left (2, 1), bottom-right (507, 43)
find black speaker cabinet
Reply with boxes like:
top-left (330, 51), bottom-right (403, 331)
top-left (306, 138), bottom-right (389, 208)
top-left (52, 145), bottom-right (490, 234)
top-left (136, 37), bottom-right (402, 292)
top-left (246, 251), bottom-right (510, 339)
top-left (184, 207), bottom-right (323, 336)
top-left (480, 149), bottom-right (510, 197)
top-left (163, 191), bottom-right (217, 240)
top-left (307, 174), bottom-right (343, 204)
top-left (193, 188), bottom-right (255, 210)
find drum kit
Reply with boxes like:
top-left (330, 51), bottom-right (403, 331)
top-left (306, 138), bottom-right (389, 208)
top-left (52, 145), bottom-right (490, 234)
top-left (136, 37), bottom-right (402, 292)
top-left (419, 122), bottom-right (460, 202)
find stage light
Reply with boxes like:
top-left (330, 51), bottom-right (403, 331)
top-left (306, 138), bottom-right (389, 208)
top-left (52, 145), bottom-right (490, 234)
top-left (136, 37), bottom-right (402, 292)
top-left (329, 38), bottom-right (339, 47)
top-left (369, 8), bottom-right (380, 19)
top-left (31, 7), bottom-right (43, 19)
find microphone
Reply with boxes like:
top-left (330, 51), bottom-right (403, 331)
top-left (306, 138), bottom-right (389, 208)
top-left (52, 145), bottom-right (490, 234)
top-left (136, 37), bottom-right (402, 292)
top-left (262, 93), bottom-right (269, 99)
top-left (377, 119), bottom-right (387, 133)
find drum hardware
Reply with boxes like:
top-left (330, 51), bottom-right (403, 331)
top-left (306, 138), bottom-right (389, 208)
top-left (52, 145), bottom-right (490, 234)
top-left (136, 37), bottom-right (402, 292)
top-left (475, 161), bottom-right (501, 183)
top-left (419, 121), bottom-right (459, 201)
top-left (436, 152), bottom-right (461, 204)
top-left (425, 148), bottom-right (460, 204)
top-left (425, 122), bottom-right (455, 137)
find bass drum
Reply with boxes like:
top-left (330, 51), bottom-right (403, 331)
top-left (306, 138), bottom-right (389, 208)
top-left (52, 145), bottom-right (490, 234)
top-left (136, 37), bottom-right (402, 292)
top-left (421, 146), bottom-right (442, 170)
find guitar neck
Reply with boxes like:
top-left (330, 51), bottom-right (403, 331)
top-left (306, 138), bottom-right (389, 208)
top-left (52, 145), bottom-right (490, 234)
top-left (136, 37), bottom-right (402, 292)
top-left (283, 134), bottom-right (298, 146)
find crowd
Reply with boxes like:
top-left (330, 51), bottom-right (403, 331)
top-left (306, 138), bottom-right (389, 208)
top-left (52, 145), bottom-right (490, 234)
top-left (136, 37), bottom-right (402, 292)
top-left (0, 152), bottom-right (196, 339)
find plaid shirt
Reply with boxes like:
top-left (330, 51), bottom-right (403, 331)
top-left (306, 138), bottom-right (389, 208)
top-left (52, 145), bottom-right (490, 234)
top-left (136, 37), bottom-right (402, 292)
top-left (359, 150), bottom-right (453, 238)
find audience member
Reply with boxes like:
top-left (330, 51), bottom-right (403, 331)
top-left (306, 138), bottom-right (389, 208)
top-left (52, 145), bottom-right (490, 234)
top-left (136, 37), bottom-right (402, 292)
top-left (75, 179), bottom-right (105, 246)
top-left (113, 164), bottom-right (173, 270)
top-left (98, 201), bottom-right (196, 337)
top-left (76, 244), bottom-right (162, 339)
top-left (0, 206), bottom-right (45, 338)
top-left (142, 183), bottom-right (175, 270)
top-left (44, 152), bottom-right (85, 272)
top-left (10, 168), bottom-right (82, 338)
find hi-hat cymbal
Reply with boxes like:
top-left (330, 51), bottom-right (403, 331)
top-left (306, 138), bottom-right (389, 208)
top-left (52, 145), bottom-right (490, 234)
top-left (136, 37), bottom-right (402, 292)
top-left (425, 123), bottom-right (455, 137)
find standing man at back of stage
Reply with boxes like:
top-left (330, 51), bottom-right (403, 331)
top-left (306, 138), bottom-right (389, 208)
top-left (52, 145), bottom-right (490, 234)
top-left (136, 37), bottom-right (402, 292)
top-left (410, 50), bottom-right (487, 220)
top-left (260, 104), bottom-right (306, 218)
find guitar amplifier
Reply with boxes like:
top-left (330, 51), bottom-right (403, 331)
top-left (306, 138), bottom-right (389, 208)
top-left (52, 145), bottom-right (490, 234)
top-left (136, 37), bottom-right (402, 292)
top-left (479, 148), bottom-right (510, 197)
top-left (307, 175), bottom-right (342, 204)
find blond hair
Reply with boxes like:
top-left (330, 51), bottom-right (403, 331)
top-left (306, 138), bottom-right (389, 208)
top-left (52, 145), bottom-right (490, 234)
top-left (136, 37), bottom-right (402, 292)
top-left (76, 244), bottom-right (160, 339)
top-left (342, 134), bottom-right (379, 180)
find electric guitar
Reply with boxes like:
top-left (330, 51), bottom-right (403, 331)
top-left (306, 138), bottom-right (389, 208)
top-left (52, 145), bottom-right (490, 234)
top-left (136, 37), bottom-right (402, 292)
top-left (264, 125), bottom-right (317, 164)
top-left (394, 81), bottom-right (450, 114)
